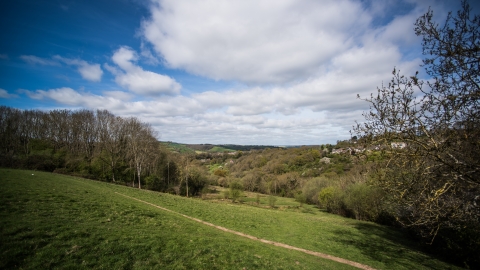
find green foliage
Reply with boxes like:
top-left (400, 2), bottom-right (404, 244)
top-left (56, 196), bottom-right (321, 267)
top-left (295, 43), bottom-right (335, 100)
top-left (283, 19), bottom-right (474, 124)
top-left (344, 183), bottom-right (384, 221)
top-left (255, 193), bottom-right (261, 205)
top-left (163, 142), bottom-right (196, 153)
top-left (318, 186), bottom-right (344, 214)
top-left (294, 192), bottom-right (306, 207)
top-left (145, 175), bottom-right (163, 191)
top-left (267, 195), bottom-right (277, 208)
top-left (318, 186), bottom-right (335, 208)
top-left (180, 166), bottom-right (208, 197)
top-left (209, 146), bottom-right (235, 153)
top-left (301, 177), bottom-right (329, 204)
top-left (222, 189), bottom-right (230, 199)
top-left (213, 168), bottom-right (228, 177)
top-left (229, 180), bottom-right (243, 202)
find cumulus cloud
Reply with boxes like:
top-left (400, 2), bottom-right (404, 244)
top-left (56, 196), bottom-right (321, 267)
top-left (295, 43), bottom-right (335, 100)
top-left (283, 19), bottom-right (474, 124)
top-left (140, 41), bottom-right (160, 65)
top-left (141, 0), bottom-right (373, 84)
top-left (109, 46), bottom-right (181, 96)
top-left (102, 90), bottom-right (134, 101)
top-left (0, 88), bottom-right (18, 98)
top-left (53, 56), bottom-right (103, 82)
top-left (19, 1), bottom-right (439, 144)
top-left (20, 87), bottom-right (127, 110)
top-left (20, 55), bottom-right (59, 66)
top-left (19, 55), bottom-right (103, 82)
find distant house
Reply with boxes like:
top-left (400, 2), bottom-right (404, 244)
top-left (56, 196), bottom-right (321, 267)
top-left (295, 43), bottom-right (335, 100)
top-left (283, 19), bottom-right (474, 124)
top-left (332, 148), bottom-right (353, 155)
top-left (331, 148), bottom-right (346, 154)
top-left (320, 157), bottom-right (331, 164)
top-left (391, 142), bottom-right (407, 149)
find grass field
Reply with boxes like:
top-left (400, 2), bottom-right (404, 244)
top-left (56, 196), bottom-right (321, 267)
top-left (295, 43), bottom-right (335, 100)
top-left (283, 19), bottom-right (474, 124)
top-left (0, 169), bottom-right (460, 269)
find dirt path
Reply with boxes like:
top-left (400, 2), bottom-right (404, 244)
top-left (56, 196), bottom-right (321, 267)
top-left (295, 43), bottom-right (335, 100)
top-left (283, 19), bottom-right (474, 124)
top-left (115, 192), bottom-right (376, 270)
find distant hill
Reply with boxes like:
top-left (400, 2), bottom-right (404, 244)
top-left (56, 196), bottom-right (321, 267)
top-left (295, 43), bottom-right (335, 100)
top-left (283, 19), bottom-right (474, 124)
top-left (161, 142), bottom-right (281, 153)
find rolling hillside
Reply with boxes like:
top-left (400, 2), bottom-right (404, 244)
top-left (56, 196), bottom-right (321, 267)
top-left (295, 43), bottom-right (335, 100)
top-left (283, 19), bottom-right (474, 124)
top-left (0, 169), bottom-right (460, 269)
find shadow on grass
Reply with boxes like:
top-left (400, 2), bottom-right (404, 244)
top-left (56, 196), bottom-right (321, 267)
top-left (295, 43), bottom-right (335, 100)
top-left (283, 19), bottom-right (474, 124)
top-left (332, 223), bottom-right (460, 269)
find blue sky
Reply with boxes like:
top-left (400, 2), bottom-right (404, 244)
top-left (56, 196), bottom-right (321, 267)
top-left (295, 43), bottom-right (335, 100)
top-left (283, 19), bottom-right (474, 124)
top-left (1, 0), bottom-right (478, 145)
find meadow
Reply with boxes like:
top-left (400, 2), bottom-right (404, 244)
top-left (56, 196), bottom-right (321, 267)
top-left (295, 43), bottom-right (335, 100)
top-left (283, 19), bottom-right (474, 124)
top-left (0, 169), bottom-right (460, 269)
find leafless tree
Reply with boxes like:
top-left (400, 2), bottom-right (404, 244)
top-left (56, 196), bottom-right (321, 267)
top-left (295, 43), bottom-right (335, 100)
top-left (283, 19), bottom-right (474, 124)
top-left (125, 117), bottom-right (158, 189)
top-left (354, 0), bottom-right (479, 245)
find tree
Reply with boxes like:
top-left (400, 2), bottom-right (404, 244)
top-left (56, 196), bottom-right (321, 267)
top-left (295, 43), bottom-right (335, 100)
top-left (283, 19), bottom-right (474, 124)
top-left (96, 110), bottom-right (128, 183)
top-left (229, 180), bottom-right (243, 202)
top-left (354, 1), bottom-right (479, 266)
top-left (125, 117), bottom-right (157, 189)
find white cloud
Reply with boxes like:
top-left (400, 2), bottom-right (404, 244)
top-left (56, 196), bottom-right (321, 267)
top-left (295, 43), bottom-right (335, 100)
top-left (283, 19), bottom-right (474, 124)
top-left (0, 54), bottom-right (8, 60)
top-left (140, 41), bottom-right (160, 65)
top-left (102, 90), bottom-right (134, 101)
top-left (53, 56), bottom-right (103, 82)
top-left (103, 63), bottom-right (120, 76)
top-left (141, 0), bottom-right (372, 84)
top-left (20, 55), bottom-right (59, 66)
top-left (18, 1), bottom-right (441, 145)
top-left (0, 88), bottom-right (18, 98)
top-left (20, 87), bottom-right (127, 110)
top-left (109, 46), bottom-right (181, 96)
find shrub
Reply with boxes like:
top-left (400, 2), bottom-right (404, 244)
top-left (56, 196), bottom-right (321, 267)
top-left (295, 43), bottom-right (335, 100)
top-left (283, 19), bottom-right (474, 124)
top-left (145, 175), bottom-right (164, 191)
top-left (214, 168), bottom-right (228, 177)
top-left (255, 194), bottom-right (261, 205)
top-left (294, 192), bottom-right (306, 207)
top-left (318, 186), bottom-right (345, 215)
top-left (301, 177), bottom-right (330, 204)
top-left (344, 183), bottom-right (384, 221)
top-left (268, 195), bottom-right (277, 208)
top-left (229, 181), bottom-right (243, 202)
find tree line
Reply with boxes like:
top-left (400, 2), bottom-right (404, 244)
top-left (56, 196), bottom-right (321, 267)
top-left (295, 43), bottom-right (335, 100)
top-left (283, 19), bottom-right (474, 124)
top-left (0, 106), bottom-right (208, 196)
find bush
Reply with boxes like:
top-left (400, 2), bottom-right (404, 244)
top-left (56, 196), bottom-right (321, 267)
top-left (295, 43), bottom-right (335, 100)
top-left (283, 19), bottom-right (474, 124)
top-left (255, 194), bottom-right (261, 205)
top-left (229, 181), bottom-right (243, 202)
top-left (344, 183), bottom-right (384, 221)
top-left (294, 192), bottom-right (306, 207)
top-left (268, 195), bottom-right (277, 208)
top-left (145, 175), bottom-right (164, 191)
top-left (24, 154), bottom-right (56, 172)
top-left (318, 186), bottom-right (346, 215)
top-left (222, 190), bottom-right (230, 199)
top-left (180, 167), bottom-right (208, 196)
top-left (214, 168), bottom-right (228, 177)
top-left (301, 177), bottom-right (330, 204)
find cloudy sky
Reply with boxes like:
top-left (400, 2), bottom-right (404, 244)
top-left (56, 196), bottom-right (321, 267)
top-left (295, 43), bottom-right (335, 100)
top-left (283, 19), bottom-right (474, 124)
top-left (1, 0), bottom-right (477, 145)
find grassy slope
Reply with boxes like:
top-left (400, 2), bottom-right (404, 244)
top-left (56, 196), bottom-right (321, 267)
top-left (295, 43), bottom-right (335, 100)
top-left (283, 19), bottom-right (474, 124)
top-left (0, 169), bottom-right (459, 269)
top-left (162, 142), bottom-right (196, 153)
top-left (208, 146), bottom-right (236, 153)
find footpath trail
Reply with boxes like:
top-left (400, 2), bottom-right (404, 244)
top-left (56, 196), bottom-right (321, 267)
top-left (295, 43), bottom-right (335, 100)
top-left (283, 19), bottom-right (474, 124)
top-left (115, 192), bottom-right (376, 270)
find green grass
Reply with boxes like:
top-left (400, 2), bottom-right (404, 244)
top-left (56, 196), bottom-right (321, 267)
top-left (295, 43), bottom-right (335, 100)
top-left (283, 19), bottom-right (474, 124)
top-left (208, 146), bottom-right (235, 153)
top-left (162, 142), bottom-right (196, 153)
top-left (0, 169), bottom-right (460, 269)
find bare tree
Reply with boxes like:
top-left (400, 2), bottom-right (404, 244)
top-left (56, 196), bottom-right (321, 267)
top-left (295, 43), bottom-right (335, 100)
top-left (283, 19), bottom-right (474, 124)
top-left (354, 0), bottom-right (479, 250)
top-left (125, 117), bottom-right (158, 189)
top-left (96, 110), bottom-right (128, 182)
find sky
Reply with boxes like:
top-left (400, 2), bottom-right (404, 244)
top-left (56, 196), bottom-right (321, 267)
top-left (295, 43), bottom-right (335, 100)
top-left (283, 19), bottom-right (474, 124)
top-left (1, 0), bottom-right (478, 145)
